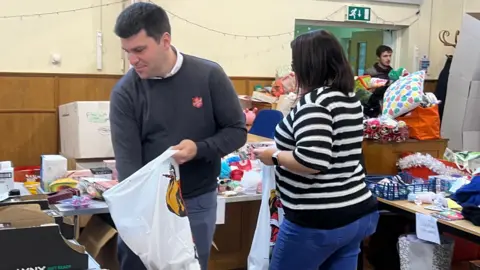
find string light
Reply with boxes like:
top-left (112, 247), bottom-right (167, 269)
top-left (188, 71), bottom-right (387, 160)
top-left (0, 0), bottom-right (128, 19)
top-left (0, 1), bottom-right (420, 39)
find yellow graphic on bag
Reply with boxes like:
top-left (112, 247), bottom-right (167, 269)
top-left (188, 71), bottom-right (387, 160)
top-left (164, 164), bottom-right (187, 217)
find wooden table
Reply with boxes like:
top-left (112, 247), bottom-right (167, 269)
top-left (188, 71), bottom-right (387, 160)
top-left (247, 133), bottom-right (271, 143)
top-left (377, 198), bottom-right (480, 242)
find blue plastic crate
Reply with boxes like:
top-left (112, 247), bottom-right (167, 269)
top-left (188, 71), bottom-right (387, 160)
top-left (365, 173), bottom-right (434, 200)
top-left (428, 175), bottom-right (464, 193)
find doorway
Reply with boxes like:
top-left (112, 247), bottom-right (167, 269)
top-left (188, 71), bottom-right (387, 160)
top-left (294, 23), bottom-right (397, 76)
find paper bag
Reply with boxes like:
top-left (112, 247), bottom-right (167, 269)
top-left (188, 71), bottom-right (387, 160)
top-left (103, 150), bottom-right (200, 270)
top-left (247, 165), bottom-right (284, 270)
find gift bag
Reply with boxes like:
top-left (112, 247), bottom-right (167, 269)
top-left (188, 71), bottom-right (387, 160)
top-left (248, 165), bottom-right (284, 270)
top-left (397, 105), bottom-right (441, 140)
top-left (103, 149), bottom-right (200, 270)
top-left (354, 75), bottom-right (373, 104)
top-left (398, 234), bottom-right (454, 270)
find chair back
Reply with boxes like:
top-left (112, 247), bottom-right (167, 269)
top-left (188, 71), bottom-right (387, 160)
top-left (248, 109), bottom-right (284, 139)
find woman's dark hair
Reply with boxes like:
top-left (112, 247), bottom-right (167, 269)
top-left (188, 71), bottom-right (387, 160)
top-left (291, 30), bottom-right (354, 96)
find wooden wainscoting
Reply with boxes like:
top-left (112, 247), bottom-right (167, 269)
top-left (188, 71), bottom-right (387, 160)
top-left (0, 72), bottom-right (275, 166)
top-left (424, 79), bottom-right (438, 93)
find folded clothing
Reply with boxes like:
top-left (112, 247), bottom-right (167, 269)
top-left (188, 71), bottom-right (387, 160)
top-left (462, 206), bottom-right (480, 226)
top-left (451, 175), bottom-right (480, 207)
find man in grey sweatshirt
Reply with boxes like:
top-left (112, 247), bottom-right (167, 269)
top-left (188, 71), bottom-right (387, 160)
top-left (110, 3), bottom-right (247, 269)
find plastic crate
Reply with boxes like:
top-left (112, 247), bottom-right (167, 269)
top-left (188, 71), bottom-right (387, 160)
top-left (365, 173), bottom-right (434, 200)
top-left (428, 175), bottom-right (465, 194)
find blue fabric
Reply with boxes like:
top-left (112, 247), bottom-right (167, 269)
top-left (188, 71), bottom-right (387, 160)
top-left (219, 160), bottom-right (231, 179)
top-left (269, 211), bottom-right (379, 270)
top-left (248, 109), bottom-right (284, 139)
top-left (451, 175), bottom-right (480, 207)
top-left (225, 156), bottom-right (241, 164)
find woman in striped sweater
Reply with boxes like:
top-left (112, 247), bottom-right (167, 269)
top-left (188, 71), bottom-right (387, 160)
top-left (254, 30), bottom-right (379, 270)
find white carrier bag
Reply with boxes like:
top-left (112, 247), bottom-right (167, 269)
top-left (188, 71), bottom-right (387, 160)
top-left (103, 149), bottom-right (200, 270)
top-left (247, 164), bottom-right (284, 270)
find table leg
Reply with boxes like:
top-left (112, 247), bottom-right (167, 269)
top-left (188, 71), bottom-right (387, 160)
top-left (73, 215), bottom-right (80, 239)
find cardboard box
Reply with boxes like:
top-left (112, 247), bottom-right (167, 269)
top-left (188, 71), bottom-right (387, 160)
top-left (0, 204), bottom-right (89, 269)
top-left (0, 161), bottom-right (14, 193)
top-left (470, 260), bottom-right (480, 270)
top-left (59, 101), bottom-right (113, 159)
top-left (441, 13), bottom-right (480, 151)
top-left (441, 79), bottom-right (480, 151)
top-left (40, 155), bottom-right (67, 192)
top-left (78, 215), bottom-right (119, 270)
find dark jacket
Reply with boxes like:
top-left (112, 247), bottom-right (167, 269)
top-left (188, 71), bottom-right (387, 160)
top-left (365, 63), bottom-right (393, 81)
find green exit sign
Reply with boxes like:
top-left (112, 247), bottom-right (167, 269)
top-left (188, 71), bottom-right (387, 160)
top-left (346, 6), bottom-right (371, 22)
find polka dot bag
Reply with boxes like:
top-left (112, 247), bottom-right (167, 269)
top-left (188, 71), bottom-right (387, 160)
top-left (382, 70), bottom-right (426, 118)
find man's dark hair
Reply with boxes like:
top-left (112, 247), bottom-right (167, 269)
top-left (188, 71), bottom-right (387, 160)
top-left (376, 45), bottom-right (393, 57)
top-left (114, 2), bottom-right (171, 41)
top-left (291, 30), bottom-right (354, 95)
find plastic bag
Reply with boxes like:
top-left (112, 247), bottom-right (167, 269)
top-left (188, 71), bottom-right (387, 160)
top-left (397, 105), bottom-right (440, 140)
top-left (103, 149), bottom-right (200, 270)
top-left (247, 165), bottom-right (284, 270)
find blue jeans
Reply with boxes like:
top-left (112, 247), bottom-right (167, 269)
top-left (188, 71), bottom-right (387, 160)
top-left (270, 211), bottom-right (379, 270)
top-left (117, 190), bottom-right (217, 270)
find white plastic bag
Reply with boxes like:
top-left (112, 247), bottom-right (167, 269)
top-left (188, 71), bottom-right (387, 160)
top-left (247, 164), bottom-right (284, 270)
top-left (103, 149), bottom-right (200, 270)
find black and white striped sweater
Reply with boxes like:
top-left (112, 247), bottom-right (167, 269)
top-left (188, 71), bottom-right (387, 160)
top-left (274, 87), bottom-right (377, 229)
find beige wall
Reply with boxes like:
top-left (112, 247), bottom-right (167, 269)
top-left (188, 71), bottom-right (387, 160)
top-left (0, 0), bottom-right (475, 78)
top-left (0, 0), bottom-right (124, 75)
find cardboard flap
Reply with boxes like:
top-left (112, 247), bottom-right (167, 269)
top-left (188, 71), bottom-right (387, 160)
top-left (0, 204), bottom-right (54, 228)
top-left (78, 215), bottom-right (117, 257)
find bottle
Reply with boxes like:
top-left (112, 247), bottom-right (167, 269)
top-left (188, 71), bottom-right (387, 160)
top-left (420, 55), bottom-right (430, 73)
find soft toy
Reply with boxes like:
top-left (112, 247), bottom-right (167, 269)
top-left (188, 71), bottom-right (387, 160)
top-left (271, 72), bottom-right (296, 97)
top-left (388, 68), bottom-right (409, 81)
top-left (244, 108), bottom-right (258, 125)
top-left (363, 117), bottom-right (408, 143)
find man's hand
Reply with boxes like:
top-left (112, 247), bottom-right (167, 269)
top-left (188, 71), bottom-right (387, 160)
top-left (172, 140), bottom-right (198, 164)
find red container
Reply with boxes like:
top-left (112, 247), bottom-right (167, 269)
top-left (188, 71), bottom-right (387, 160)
top-left (14, 166), bottom-right (40, 182)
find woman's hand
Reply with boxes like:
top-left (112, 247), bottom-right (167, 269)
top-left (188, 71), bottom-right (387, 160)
top-left (253, 147), bottom-right (277, 166)
top-left (254, 148), bottom-right (321, 174)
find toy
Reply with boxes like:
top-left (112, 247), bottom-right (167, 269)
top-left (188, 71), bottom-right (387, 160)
top-left (388, 67), bottom-right (409, 81)
top-left (271, 72), bottom-right (296, 97)
top-left (363, 117), bottom-right (408, 143)
top-left (244, 108), bottom-right (258, 125)
top-left (58, 195), bottom-right (92, 208)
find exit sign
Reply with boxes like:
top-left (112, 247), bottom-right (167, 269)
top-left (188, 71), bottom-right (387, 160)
top-left (346, 6), bottom-right (371, 22)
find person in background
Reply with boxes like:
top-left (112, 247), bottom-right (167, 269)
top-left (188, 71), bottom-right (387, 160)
top-left (363, 45), bottom-right (394, 118)
top-left (109, 3), bottom-right (247, 270)
top-left (365, 45), bottom-right (393, 80)
top-left (254, 30), bottom-right (379, 270)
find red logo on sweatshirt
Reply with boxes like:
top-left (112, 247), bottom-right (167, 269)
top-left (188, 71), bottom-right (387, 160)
top-left (192, 97), bottom-right (203, 108)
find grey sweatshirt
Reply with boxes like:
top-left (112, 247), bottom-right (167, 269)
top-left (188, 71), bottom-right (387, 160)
top-left (109, 54), bottom-right (247, 198)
